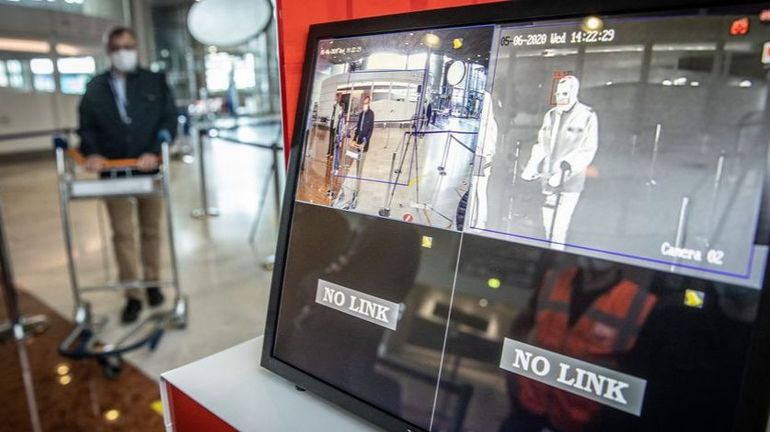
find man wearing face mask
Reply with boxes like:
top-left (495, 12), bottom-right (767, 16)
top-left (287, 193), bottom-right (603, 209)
top-left (340, 95), bottom-right (374, 209)
top-left (78, 26), bottom-right (177, 324)
top-left (521, 75), bottom-right (598, 250)
top-left (328, 95), bottom-right (344, 157)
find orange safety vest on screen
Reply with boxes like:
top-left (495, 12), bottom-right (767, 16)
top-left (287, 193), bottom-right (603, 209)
top-left (517, 267), bottom-right (657, 432)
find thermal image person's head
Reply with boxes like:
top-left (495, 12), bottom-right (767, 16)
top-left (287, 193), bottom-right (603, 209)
top-left (555, 75), bottom-right (580, 111)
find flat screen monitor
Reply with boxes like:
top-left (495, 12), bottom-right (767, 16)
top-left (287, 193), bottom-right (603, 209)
top-left (262, 2), bottom-right (770, 431)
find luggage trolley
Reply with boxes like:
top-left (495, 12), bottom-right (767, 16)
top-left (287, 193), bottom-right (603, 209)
top-left (53, 133), bottom-right (188, 378)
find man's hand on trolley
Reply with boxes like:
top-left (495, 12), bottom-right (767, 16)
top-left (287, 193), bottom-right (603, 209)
top-left (85, 155), bottom-right (107, 172)
top-left (547, 161), bottom-right (572, 188)
top-left (137, 153), bottom-right (160, 172)
top-left (547, 171), bottom-right (563, 188)
top-left (521, 164), bottom-right (540, 181)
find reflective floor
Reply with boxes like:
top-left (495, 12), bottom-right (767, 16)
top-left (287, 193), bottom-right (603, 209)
top-left (0, 121), bottom-right (282, 429)
top-left (1, 290), bottom-right (165, 431)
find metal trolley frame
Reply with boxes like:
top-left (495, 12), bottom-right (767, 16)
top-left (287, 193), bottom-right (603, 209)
top-left (53, 136), bottom-right (188, 378)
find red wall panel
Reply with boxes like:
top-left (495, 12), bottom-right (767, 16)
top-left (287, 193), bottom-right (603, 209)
top-left (276, 0), bottom-right (506, 160)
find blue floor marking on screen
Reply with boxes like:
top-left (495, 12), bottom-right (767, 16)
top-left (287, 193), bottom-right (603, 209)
top-left (332, 173), bottom-right (409, 186)
top-left (469, 225), bottom-right (754, 280)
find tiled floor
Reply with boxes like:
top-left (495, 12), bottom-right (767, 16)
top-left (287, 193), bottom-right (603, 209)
top-left (0, 122), bottom-right (282, 429)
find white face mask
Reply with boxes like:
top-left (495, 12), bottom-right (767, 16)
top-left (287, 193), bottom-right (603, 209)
top-left (555, 83), bottom-right (578, 110)
top-left (110, 49), bottom-right (138, 72)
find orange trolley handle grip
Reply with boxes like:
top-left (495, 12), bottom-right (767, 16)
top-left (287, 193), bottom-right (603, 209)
top-left (67, 149), bottom-right (142, 169)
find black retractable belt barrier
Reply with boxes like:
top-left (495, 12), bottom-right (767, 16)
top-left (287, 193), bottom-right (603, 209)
top-left (201, 127), bottom-right (284, 268)
top-left (191, 128), bottom-right (221, 218)
top-left (189, 124), bottom-right (284, 247)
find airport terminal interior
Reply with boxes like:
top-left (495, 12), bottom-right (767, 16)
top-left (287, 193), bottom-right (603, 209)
top-left (0, 0), bottom-right (283, 429)
top-left (3, 0), bottom-right (770, 431)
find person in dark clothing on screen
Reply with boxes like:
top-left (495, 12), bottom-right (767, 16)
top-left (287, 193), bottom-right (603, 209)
top-left (328, 95), bottom-right (344, 157)
top-left (341, 95), bottom-right (374, 209)
top-left (78, 26), bottom-right (177, 324)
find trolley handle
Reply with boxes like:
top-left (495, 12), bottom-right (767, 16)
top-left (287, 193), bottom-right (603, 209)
top-left (55, 129), bottom-right (173, 169)
top-left (66, 149), bottom-right (141, 169)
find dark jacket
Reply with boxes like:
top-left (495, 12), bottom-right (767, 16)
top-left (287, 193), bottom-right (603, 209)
top-left (78, 68), bottom-right (177, 159)
top-left (354, 109), bottom-right (375, 152)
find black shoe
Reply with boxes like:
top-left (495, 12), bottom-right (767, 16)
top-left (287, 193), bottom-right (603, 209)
top-left (147, 287), bottom-right (165, 307)
top-left (121, 298), bottom-right (142, 324)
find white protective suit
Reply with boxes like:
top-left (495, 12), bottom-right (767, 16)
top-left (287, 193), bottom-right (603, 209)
top-left (522, 76), bottom-right (598, 249)
top-left (472, 91), bottom-right (498, 229)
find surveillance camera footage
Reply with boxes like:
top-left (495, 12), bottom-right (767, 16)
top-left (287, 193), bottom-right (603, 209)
top-left (272, 8), bottom-right (770, 432)
top-left (296, 26), bottom-right (494, 229)
top-left (468, 15), bottom-right (770, 288)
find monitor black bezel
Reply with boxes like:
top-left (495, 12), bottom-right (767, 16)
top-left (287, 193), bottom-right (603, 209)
top-left (261, 1), bottom-right (770, 431)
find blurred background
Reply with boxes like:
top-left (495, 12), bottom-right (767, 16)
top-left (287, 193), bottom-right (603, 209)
top-left (0, 0), bottom-right (284, 430)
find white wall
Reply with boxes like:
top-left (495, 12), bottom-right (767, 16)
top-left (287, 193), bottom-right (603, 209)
top-left (0, 87), bottom-right (80, 154)
top-left (0, 3), bottom-right (120, 48)
top-left (0, 2), bottom-right (128, 154)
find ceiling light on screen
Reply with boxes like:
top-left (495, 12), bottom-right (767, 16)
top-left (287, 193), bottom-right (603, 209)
top-left (582, 16), bottom-right (604, 32)
top-left (0, 38), bottom-right (50, 54)
top-left (423, 33), bottom-right (441, 49)
top-left (55, 43), bottom-right (82, 56)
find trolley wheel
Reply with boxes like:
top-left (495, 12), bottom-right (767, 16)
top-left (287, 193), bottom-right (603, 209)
top-left (98, 355), bottom-right (123, 379)
top-left (170, 297), bottom-right (189, 330)
top-left (172, 318), bottom-right (188, 330)
top-left (73, 301), bottom-right (93, 326)
top-left (262, 255), bottom-right (275, 271)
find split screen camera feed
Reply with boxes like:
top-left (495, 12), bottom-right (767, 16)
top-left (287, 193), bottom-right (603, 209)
top-left (297, 26), bottom-right (493, 227)
top-left (274, 8), bottom-right (770, 432)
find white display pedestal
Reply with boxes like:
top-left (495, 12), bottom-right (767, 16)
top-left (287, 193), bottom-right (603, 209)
top-left (160, 336), bottom-right (382, 432)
